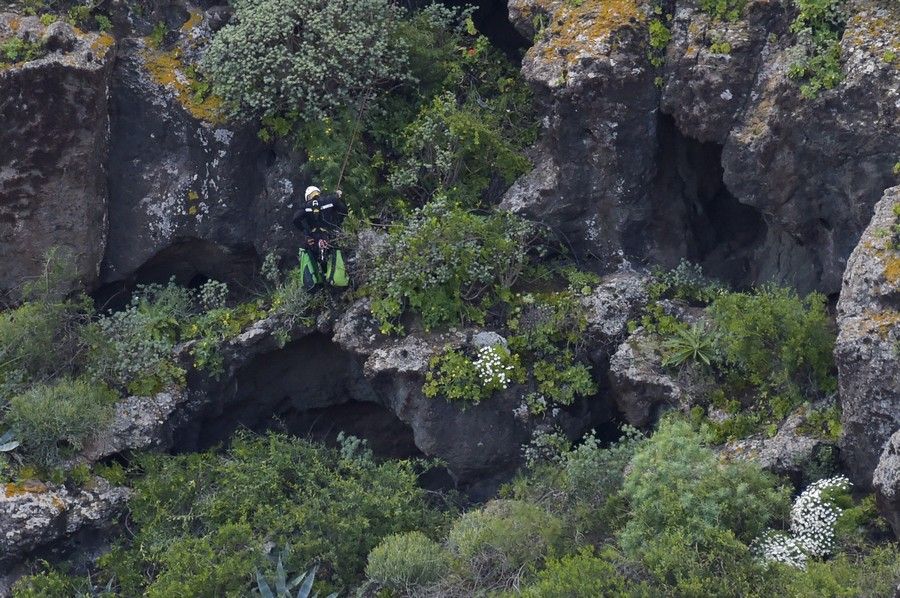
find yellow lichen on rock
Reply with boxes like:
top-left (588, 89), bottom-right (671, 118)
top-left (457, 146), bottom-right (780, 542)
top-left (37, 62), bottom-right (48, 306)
top-left (90, 32), bottom-right (115, 57)
top-left (539, 0), bottom-right (644, 63)
top-left (181, 11), bottom-right (203, 32)
top-left (142, 48), bottom-right (224, 124)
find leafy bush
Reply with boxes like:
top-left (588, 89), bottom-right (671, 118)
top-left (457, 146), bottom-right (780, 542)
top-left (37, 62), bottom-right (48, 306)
top-left (532, 357), bottom-right (596, 406)
top-left (648, 259), bottom-right (726, 305)
top-left (388, 88), bottom-right (530, 206)
top-left (84, 282), bottom-right (191, 394)
top-left (619, 418), bottom-right (790, 592)
top-left (93, 432), bottom-right (447, 593)
top-left (6, 378), bottom-right (117, 468)
top-left (366, 531), bottom-right (451, 593)
top-left (0, 36), bottom-right (46, 66)
top-left (697, 0), bottom-right (746, 20)
top-left (365, 201), bottom-right (536, 332)
top-left (519, 548), bottom-right (649, 598)
top-left (203, 0), bottom-right (409, 122)
top-left (424, 344), bottom-right (525, 404)
top-left (448, 500), bottom-right (564, 584)
top-left (293, 5), bottom-right (535, 216)
top-left (709, 285), bottom-right (836, 399)
top-left (787, 0), bottom-right (848, 98)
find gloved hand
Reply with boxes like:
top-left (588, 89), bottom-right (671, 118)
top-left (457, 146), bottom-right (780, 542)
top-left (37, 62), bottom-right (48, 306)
top-left (306, 237), bottom-right (316, 247)
top-left (335, 189), bottom-right (343, 198)
top-left (318, 238), bottom-right (330, 250)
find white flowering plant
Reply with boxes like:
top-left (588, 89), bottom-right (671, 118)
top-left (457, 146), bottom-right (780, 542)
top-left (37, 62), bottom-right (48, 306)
top-left (753, 475), bottom-right (852, 569)
top-left (424, 343), bottom-right (524, 405)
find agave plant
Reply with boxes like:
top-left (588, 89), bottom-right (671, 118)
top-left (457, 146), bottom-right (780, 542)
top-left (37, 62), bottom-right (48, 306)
top-left (255, 551), bottom-right (338, 598)
top-left (661, 324), bottom-right (717, 368)
top-left (0, 430), bottom-right (19, 453)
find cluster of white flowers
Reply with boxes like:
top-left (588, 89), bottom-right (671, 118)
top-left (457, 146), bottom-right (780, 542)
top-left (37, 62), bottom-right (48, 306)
top-left (754, 475), bottom-right (851, 569)
top-left (473, 345), bottom-right (514, 389)
top-left (752, 532), bottom-right (808, 569)
top-left (790, 475), bottom-right (851, 557)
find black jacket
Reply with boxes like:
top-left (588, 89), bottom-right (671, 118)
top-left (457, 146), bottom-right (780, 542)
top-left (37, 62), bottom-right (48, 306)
top-left (292, 193), bottom-right (347, 239)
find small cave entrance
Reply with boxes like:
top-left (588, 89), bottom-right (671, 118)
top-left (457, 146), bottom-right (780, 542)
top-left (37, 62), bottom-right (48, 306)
top-left (93, 238), bottom-right (260, 311)
top-left (173, 334), bottom-right (424, 462)
top-left (651, 114), bottom-right (767, 288)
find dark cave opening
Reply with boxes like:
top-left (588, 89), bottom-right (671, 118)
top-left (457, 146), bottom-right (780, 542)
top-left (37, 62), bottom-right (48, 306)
top-left (93, 238), bottom-right (260, 311)
top-left (173, 333), bottom-right (425, 463)
top-left (653, 114), bottom-right (768, 288)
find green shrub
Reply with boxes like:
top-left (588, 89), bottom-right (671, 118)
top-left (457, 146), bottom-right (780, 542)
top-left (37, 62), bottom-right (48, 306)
top-left (519, 547), bottom-right (649, 598)
top-left (84, 282), bottom-right (191, 394)
top-left (203, 0), bottom-right (409, 122)
top-left (787, 0), bottom-right (848, 98)
top-left (0, 36), bottom-right (46, 66)
top-left (292, 5), bottom-right (535, 217)
top-left (448, 500), bottom-right (564, 581)
top-left (365, 201), bottom-right (535, 332)
top-left (532, 357), bottom-right (596, 405)
top-left (697, 0), bottom-right (746, 20)
top-left (648, 259), bottom-right (726, 305)
top-left (11, 563), bottom-right (95, 598)
top-left (96, 432), bottom-right (447, 593)
top-left (507, 291), bottom-right (590, 358)
top-left (6, 378), bottom-right (117, 468)
top-left (424, 344), bottom-right (525, 404)
top-left (388, 89), bottom-right (530, 206)
top-left (366, 531), bottom-right (451, 592)
top-left (661, 323), bottom-right (717, 368)
top-left (619, 418), bottom-right (790, 592)
top-left (709, 285), bottom-right (836, 399)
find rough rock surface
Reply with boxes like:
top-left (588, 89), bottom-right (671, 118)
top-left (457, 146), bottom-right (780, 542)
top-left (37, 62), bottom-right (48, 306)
top-left (874, 428), bottom-right (900, 538)
top-left (720, 1), bottom-right (900, 293)
top-left (100, 9), bottom-right (314, 288)
top-left (507, 0), bottom-right (900, 294)
top-left (0, 477), bottom-right (130, 570)
top-left (608, 328), bottom-right (686, 427)
top-left (722, 405), bottom-right (836, 483)
top-left (503, 0), bottom-right (660, 268)
top-left (581, 269), bottom-right (650, 347)
top-left (836, 186), bottom-right (900, 487)
top-left (0, 15), bottom-right (114, 299)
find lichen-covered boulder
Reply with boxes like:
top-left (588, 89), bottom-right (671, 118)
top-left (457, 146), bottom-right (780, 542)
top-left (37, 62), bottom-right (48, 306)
top-left (0, 14), bottom-right (115, 299)
top-left (836, 185), bottom-right (900, 487)
top-left (874, 428), bottom-right (900, 538)
top-left (0, 477), bottom-right (130, 568)
top-left (580, 269), bottom-right (650, 349)
top-left (720, 1), bottom-right (900, 293)
top-left (608, 328), bottom-right (686, 427)
top-left (661, 0), bottom-right (791, 143)
top-left (502, 0), bottom-right (660, 269)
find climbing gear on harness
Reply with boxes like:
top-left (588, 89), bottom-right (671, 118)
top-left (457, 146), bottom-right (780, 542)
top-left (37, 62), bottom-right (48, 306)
top-left (298, 248), bottom-right (323, 291)
top-left (324, 249), bottom-right (349, 287)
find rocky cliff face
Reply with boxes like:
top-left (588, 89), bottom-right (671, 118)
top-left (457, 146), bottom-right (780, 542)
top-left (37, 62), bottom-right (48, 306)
top-left (0, 16), bottom-right (114, 300)
top-left (506, 0), bottom-right (900, 294)
top-left (101, 8), bottom-right (305, 290)
top-left (836, 185), bottom-right (899, 487)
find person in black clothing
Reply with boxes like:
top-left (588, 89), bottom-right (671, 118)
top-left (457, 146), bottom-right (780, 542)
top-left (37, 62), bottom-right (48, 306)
top-left (292, 185), bottom-right (349, 288)
top-left (292, 185), bottom-right (348, 249)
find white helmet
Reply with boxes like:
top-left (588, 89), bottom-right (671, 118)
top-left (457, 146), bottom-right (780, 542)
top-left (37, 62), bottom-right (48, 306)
top-left (304, 186), bottom-right (321, 201)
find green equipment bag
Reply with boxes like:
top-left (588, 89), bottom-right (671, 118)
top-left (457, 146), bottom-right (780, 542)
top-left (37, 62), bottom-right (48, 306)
top-left (299, 249), bottom-right (322, 290)
top-left (325, 249), bottom-right (349, 287)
